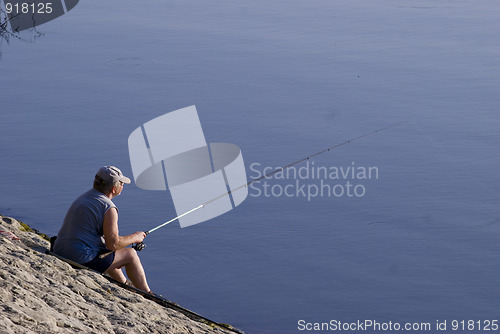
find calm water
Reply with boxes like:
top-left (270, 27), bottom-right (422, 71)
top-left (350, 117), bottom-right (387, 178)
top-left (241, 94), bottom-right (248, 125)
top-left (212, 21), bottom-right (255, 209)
top-left (1, 1), bottom-right (499, 333)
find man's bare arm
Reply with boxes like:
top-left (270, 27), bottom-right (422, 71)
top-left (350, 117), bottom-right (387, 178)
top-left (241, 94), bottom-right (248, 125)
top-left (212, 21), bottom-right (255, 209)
top-left (103, 208), bottom-right (145, 251)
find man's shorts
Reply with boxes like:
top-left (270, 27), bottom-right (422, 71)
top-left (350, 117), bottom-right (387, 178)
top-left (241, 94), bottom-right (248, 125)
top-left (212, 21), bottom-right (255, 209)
top-left (82, 251), bottom-right (116, 273)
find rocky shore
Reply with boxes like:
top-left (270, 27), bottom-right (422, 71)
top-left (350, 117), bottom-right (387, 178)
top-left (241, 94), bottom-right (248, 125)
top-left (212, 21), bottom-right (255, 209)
top-left (0, 215), bottom-right (240, 334)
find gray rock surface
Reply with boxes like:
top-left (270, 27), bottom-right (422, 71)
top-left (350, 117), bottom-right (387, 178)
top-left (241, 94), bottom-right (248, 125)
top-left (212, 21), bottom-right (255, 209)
top-left (0, 215), bottom-right (237, 334)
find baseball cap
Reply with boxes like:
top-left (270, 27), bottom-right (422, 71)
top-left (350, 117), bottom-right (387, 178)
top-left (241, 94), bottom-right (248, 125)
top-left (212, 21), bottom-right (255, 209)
top-left (95, 166), bottom-right (131, 184)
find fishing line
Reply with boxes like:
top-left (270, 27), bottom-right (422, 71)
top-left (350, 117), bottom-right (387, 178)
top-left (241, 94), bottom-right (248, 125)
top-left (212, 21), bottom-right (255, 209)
top-left (144, 120), bottom-right (407, 236)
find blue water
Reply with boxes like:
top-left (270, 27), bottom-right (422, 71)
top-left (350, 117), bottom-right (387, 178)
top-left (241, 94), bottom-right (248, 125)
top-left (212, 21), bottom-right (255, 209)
top-left (1, 1), bottom-right (499, 333)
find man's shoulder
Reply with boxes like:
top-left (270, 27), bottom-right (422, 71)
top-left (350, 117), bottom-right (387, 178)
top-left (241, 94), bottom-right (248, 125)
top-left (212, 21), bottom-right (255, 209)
top-left (76, 189), bottom-right (114, 206)
top-left (75, 188), bottom-right (99, 202)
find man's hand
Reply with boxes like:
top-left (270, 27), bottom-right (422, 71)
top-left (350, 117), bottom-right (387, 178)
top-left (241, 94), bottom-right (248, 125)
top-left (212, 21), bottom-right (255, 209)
top-left (132, 231), bottom-right (146, 244)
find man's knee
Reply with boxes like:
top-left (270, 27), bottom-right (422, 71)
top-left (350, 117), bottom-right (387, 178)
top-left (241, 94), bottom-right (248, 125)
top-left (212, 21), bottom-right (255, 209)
top-left (115, 247), bottom-right (139, 264)
top-left (125, 248), bottom-right (139, 261)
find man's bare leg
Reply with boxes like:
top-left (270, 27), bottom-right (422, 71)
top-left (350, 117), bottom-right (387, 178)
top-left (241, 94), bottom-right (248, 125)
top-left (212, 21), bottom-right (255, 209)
top-left (105, 248), bottom-right (150, 292)
top-left (106, 267), bottom-right (127, 283)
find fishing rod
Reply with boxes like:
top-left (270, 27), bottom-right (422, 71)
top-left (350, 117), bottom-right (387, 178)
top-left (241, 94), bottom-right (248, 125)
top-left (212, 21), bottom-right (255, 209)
top-left (137, 120), bottom-right (406, 241)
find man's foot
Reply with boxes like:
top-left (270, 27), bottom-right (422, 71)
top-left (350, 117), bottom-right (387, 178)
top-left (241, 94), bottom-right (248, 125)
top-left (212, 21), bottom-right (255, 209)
top-left (123, 279), bottom-right (134, 287)
top-left (147, 290), bottom-right (163, 298)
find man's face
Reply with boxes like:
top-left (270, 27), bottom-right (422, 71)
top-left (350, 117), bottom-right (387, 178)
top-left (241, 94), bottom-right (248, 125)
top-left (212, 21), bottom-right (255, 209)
top-left (113, 182), bottom-right (124, 197)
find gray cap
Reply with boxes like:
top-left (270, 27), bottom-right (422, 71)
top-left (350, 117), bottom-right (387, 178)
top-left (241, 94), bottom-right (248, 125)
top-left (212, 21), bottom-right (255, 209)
top-left (95, 166), bottom-right (131, 184)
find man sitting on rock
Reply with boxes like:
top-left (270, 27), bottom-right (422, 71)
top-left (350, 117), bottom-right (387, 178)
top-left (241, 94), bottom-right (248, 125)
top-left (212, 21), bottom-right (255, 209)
top-left (53, 166), bottom-right (151, 293)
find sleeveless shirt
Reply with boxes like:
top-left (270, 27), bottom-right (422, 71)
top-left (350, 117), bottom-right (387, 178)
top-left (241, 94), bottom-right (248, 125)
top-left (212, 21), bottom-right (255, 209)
top-left (53, 188), bottom-right (116, 263)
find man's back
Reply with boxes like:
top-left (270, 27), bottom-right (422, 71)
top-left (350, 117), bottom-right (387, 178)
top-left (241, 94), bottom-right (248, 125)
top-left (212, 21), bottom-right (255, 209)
top-left (53, 188), bottom-right (116, 263)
